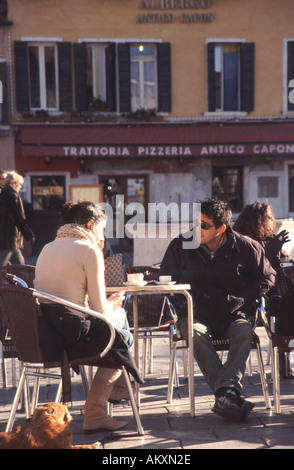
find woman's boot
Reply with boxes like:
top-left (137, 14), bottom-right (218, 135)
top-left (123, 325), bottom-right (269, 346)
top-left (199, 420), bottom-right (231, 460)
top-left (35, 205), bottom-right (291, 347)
top-left (83, 367), bottom-right (129, 433)
top-left (109, 373), bottom-right (130, 404)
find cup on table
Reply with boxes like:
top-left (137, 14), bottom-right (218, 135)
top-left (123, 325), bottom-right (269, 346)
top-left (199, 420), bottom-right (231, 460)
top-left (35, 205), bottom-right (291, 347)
top-left (127, 273), bottom-right (144, 283)
top-left (159, 275), bottom-right (172, 282)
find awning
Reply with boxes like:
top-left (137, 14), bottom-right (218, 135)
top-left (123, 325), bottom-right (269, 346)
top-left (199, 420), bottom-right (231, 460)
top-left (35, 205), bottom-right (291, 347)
top-left (17, 121), bottom-right (294, 159)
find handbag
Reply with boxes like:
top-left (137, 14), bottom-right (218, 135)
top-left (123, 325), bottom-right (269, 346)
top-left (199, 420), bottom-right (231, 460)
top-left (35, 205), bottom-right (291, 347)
top-left (104, 253), bottom-right (127, 287)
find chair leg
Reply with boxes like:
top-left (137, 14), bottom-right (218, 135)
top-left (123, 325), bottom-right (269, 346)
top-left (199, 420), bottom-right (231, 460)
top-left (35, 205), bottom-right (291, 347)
top-left (167, 341), bottom-right (177, 403)
top-left (55, 379), bottom-right (63, 403)
top-left (272, 344), bottom-right (280, 413)
top-left (5, 366), bottom-right (26, 432)
top-left (79, 365), bottom-right (90, 398)
top-left (31, 374), bottom-right (41, 415)
top-left (122, 366), bottom-right (144, 436)
top-left (255, 342), bottom-right (272, 409)
top-left (148, 335), bottom-right (153, 374)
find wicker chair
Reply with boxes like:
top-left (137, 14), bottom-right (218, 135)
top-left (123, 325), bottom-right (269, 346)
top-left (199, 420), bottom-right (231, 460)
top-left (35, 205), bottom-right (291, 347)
top-left (0, 285), bottom-right (143, 435)
top-left (263, 266), bottom-right (294, 412)
top-left (0, 265), bottom-right (36, 387)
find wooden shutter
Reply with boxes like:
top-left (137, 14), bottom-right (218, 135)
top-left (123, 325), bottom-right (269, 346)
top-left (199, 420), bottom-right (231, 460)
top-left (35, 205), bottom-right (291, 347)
top-left (207, 42), bottom-right (216, 112)
top-left (106, 43), bottom-right (116, 112)
top-left (0, 62), bottom-right (9, 124)
top-left (240, 43), bottom-right (255, 112)
top-left (287, 42), bottom-right (294, 112)
top-left (157, 43), bottom-right (171, 113)
top-left (58, 42), bottom-right (72, 112)
top-left (118, 43), bottom-right (131, 113)
top-left (74, 43), bottom-right (88, 112)
top-left (14, 41), bottom-right (30, 112)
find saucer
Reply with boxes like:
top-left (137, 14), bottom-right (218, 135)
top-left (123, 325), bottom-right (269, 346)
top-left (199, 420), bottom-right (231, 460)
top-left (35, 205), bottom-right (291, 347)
top-left (155, 281), bottom-right (176, 286)
top-left (123, 281), bottom-right (147, 287)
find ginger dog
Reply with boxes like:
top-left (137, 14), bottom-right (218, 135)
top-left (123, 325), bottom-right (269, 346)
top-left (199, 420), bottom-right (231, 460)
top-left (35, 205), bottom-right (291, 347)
top-left (0, 402), bottom-right (100, 449)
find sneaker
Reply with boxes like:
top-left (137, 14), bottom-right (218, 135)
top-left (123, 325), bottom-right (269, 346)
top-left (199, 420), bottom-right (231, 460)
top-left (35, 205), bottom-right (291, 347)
top-left (212, 389), bottom-right (254, 421)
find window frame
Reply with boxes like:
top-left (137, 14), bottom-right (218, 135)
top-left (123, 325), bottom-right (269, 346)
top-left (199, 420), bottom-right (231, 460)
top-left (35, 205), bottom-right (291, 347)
top-left (130, 44), bottom-right (158, 111)
top-left (206, 39), bottom-right (254, 115)
top-left (213, 44), bottom-right (241, 112)
top-left (28, 42), bottom-right (59, 111)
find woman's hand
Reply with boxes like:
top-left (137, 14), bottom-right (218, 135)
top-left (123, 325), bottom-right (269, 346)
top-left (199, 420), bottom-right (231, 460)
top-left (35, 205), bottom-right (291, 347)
top-left (108, 290), bottom-right (126, 310)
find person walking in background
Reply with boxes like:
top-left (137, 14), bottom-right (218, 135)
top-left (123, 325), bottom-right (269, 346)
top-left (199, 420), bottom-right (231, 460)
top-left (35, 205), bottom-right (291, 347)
top-left (0, 171), bottom-right (35, 266)
top-left (233, 201), bottom-right (293, 378)
top-left (0, 170), bottom-right (7, 193)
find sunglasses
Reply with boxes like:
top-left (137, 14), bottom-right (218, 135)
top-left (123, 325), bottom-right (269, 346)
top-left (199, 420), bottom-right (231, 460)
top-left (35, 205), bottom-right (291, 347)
top-left (201, 221), bottom-right (216, 230)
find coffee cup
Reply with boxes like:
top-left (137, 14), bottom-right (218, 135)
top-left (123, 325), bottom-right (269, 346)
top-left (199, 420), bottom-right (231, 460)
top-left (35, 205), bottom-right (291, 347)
top-left (127, 273), bottom-right (144, 283)
top-left (159, 275), bottom-right (172, 282)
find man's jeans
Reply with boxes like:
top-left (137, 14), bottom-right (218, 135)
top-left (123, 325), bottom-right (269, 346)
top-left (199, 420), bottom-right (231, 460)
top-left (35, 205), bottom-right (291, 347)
top-left (179, 317), bottom-right (253, 396)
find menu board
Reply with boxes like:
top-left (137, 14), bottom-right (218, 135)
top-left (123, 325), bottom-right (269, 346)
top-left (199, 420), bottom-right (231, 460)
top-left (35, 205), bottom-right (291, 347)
top-left (69, 185), bottom-right (103, 204)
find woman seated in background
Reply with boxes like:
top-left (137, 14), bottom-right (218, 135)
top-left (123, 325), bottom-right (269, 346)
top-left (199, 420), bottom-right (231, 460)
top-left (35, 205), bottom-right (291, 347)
top-left (233, 201), bottom-right (293, 378)
top-left (34, 200), bottom-right (132, 433)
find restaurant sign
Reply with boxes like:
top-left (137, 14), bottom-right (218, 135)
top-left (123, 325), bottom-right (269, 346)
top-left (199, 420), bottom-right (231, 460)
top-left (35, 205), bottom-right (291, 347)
top-left (137, 0), bottom-right (214, 23)
top-left (21, 142), bottom-right (294, 158)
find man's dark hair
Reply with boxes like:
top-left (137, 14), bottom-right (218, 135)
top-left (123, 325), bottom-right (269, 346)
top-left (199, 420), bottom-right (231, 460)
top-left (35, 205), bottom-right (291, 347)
top-left (200, 198), bottom-right (232, 227)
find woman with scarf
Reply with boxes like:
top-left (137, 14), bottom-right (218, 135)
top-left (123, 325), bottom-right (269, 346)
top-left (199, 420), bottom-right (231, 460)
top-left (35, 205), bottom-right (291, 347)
top-left (34, 201), bottom-right (132, 433)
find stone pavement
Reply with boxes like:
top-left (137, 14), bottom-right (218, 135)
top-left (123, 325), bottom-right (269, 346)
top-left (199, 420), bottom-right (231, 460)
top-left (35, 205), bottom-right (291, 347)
top-left (1, 327), bottom-right (294, 453)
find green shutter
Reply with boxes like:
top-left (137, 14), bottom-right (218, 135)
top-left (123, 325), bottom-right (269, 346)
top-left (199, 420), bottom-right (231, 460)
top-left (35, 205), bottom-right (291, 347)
top-left (106, 43), bottom-right (116, 112)
top-left (207, 43), bottom-right (215, 112)
top-left (14, 41), bottom-right (30, 112)
top-left (240, 43), bottom-right (255, 112)
top-left (58, 42), bottom-right (73, 112)
top-left (118, 43), bottom-right (131, 113)
top-left (157, 43), bottom-right (171, 113)
top-left (0, 62), bottom-right (9, 124)
top-left (287, 42), bottom-right (294, 112)
top-left (74, 43), bottom-right (88, 112)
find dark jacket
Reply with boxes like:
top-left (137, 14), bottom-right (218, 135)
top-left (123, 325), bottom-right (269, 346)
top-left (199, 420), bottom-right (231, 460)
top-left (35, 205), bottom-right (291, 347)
top-left (160, 226), bottom-right (276, 335)
top-left (0, 185), bottom-right (34, 250)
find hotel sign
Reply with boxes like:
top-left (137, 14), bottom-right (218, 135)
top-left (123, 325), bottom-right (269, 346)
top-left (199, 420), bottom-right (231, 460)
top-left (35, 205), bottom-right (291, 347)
top-left (137, 0), bottom-right (214, 23)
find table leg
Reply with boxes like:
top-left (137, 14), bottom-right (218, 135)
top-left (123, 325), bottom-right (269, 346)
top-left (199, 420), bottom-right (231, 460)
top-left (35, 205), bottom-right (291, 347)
top-left (183, 290), bottom-right (195, 418)
top-left (132, 294), bottom-right (140, 408)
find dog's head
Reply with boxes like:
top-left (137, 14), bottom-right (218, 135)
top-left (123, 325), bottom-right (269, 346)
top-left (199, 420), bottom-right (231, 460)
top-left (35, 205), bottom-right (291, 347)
top-left (32, 403), bottom-right (72, 428)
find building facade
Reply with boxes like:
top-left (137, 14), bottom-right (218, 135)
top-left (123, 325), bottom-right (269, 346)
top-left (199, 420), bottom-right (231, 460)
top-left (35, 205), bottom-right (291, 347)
top-left (7, 0), bottom-right (294, 254)
top-left (0, 1), bottom-right (13, 170)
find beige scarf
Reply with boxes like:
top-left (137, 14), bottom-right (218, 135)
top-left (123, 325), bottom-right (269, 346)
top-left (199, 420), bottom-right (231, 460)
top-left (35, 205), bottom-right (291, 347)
top-left (56, 223), bottom-right (97, 245)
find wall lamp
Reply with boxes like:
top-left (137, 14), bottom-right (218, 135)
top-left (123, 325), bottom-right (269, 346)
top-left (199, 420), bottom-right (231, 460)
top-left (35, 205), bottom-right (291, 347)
top-left (43, 156), bottom-right (52, 166)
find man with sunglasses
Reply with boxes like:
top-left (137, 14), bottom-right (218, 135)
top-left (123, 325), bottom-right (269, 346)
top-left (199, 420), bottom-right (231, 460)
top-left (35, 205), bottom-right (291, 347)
top-left (160, 198), bottom-right (275, 421)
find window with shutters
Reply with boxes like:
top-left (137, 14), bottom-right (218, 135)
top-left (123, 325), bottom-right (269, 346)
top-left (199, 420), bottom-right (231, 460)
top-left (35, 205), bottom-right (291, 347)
top-left (207, 42), bottom-right (254, 113)
top-left (14, 41), bottom-right (72, 114)
top-left (28, 43), bottom-right (59, 111)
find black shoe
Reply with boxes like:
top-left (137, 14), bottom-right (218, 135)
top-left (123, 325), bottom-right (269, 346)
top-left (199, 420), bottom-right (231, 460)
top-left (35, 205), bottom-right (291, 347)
top-left (238, 396), bottom-right (255, 420)
top-left (212, 389), bottom-right (254, 421)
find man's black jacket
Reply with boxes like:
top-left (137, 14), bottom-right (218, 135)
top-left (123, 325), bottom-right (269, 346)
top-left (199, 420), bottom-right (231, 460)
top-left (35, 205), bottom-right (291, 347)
top-left (160, 226), bottom-right (276, 335)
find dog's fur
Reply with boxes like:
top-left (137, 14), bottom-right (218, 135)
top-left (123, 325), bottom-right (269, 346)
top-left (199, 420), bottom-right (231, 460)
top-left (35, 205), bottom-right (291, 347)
top-left (0, 402), bottom-right (100, 449)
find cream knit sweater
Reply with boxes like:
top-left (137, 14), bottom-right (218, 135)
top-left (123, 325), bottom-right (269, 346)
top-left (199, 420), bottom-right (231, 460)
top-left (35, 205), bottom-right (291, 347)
top-left (34, 224), bottom-right (113, 316)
